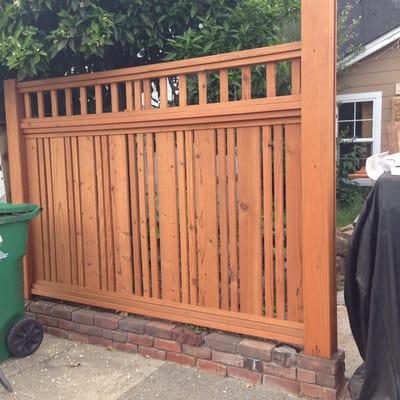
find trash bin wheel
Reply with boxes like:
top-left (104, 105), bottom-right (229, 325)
top-left (7, 319), bottom-right (43, 358)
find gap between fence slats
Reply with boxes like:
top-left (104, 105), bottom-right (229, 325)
top-left (262, 126), bottom-right (275, 318)
top-left (227, 129), bottom-right (239, 312)
top-left (137, 134), bottom-right (151, 297)
top-left (128, 135), bottom-right (143, 296)
top-left (273, 126), bottom-right (285, 319)
top-left (217, 129), bottom-right (229, 310)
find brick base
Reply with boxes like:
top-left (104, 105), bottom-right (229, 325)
top-left (26, 299), bottom-right (347, 399)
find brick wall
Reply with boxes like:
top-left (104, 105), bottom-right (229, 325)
top-left (26, 300), bottom-right (347, 400)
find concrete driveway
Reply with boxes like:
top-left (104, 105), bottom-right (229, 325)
top-left (0, 300), bottom-right (360, 400)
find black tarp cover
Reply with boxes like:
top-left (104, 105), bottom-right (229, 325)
top-left (345, 173), bottom-right (400, 399)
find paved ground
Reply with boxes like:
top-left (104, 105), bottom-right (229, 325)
top-left (0, 298), bottom-right (361, 400)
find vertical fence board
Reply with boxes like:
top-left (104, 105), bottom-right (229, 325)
top-left (25, 139), bottom-right (44, 280)
top-left (134, 81), bottom-right (142, 111)
top-left (263, 126), bottom-right (275, 318)
top-left (65, 89), bottom-right (73, 116)
top-left (109, 135), bottom-right (133, 293)
top-left (145, 133), bottom-right (160, 298)
top-left (179, 75), bottom-right (187, 107)
top-left (51, 90), bottom-right (58, 117)
top-left (159, 78), bottom-right (168, 108)
top-left (101, 136), bottom-right (115, 291)
top-left (237, 127), bottom-right (262, 315)
top-left (111, 83), bottom-right (119, 113)
top-left (185, 131), bottom-right (198, 305)
top-left (128, 135), bottom-right (143, 296)
top-left (267, 63), bottom-right (277, 98)
top-left (94, 136), bottom-right (107, 290)
top-left (177, 131), bottom-right (189, 303)
top-left (217, 129), bottom-right (229, 310)
top-left (77, 136), bottom-right (100, 289)
top-left (43, 138), bottom-right (57, 282)
top-left (80, 87), bottom-right (88, 115)
top-left (219, 69), bottom-right (229, 103)
top-left (64, 137), bottom-right (79, 286)
top-left (198, 72), bottom-right (207, 105)
top-left (137, 134), bottom-right (151, 296)
top-left (286, 124), bottom-right (303, 322)
top-left (95, 85), bottom-right (103, 114)
top-left (194, 129), bottom-right (219, 308)
top-left (24, 94), bottom-right (32, 119)
top-left (143, 80), bottom-right (152, 109)
top-left (241, 67), bottom-right (251, 100)
top-left (71, 137), bottom-right (85, 286)
top-left (273, 126), bottom-right (285, 319)
top-left (50, 137), bottom-right (72, 284)
top-left (156, 132), bottom-right (180, 302)
top-left (37, 139), bottom-right (51, 281)
top-left (227, 129), bottom-right (239, 312)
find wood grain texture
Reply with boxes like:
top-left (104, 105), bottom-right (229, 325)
top-left (263, 126), bottom-right (275, 318)
top-left (285, 124), bottom-right (303, 322)
top-left (237, 126), bottom-right (262, 315)
top-left (156, 132), bottom-right (180, 302)
top-left (194, 129), bottom-right (219, 308)
top-left (301, 0), bottom-right (337, 358)
top-left (273, 125), bottom-right (285, 320)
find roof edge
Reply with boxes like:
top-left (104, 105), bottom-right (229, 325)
top-left (339, 25), bottom-right (400, 69)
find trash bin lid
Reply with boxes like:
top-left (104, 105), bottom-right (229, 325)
top-left (0, 203), bottom-right (42, 225)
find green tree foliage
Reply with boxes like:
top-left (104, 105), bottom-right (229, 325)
top-left (0, 0), bottom-right (299, 81)
top-left (0, 0), bottom-right (237, 80)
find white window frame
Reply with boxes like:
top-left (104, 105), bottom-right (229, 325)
top-left (336, 91), bottom-right (382, 156)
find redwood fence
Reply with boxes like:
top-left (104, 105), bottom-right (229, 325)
top-left (4, 0), bottom-right (337, 360)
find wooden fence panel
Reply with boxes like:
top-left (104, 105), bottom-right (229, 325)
top-left (4, 40), bottom-right (332, 349)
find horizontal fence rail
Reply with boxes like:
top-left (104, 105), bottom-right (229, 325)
top-left (9, 42), bottom-right (305, 346)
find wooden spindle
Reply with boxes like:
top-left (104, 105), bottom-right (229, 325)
top-left (219, 69), bottom-right (229, 103)
top-left (134, 81), bottom-right (142, 110)
top-left (65, 89), bottom-right (72, 116)
top-left (178, 75), bottom-right (187, 107)
top-left (95, 85), bottom-right (103, 114)
top-left (24, 93), bottom-right (32, 119)
top-left (267, 63), bottom-right (277, 98)
top-left (159, 77), bottom-right (168, 108)
top-left (51, 90), bottom-right (58, 117)
top-left (198, 72), bottom-right (207, 105)
top-left (241, 66), bottom-right (251, 100)
top-left (37, 92), bottom-right (44, 118)
top-left (111, 83), bottom-right (118, 112)
top-left (125, 81), bottom-right (133, 111)
top-left (80, 87), bottom-right (87, 115)
top-left (291, 59), bottom-right (301, 95)
top-left (143, 79), bottom-right (152, 109)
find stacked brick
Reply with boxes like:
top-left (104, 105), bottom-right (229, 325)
top-left (26, 300), bottom-right (346, 399)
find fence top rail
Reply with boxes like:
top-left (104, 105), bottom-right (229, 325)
top-left (17, 41), bottom-right (301, 93)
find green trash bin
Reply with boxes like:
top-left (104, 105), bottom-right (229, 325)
top-left (0, 203), bottom-right (43, 363)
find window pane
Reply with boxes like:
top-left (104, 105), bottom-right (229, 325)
top-left (339, 142), bottom-right (372, 169)
top-left (340, 143), bottom-right (356, 159)
top-left (356, 101), bottom-right (373, 120)
top-left (357, 143), bottom-right (372, 167)
top-left (356, 120), bottom-right (373, 138)
top-left (338, 121), bottom-right (354, 139)
top-left (338, 102), bottom-right (354, 120)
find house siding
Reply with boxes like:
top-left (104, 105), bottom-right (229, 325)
top-left (338, 42), bottom-right (400, 152)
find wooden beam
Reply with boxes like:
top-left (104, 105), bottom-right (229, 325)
top-left (301, 0), bottom-right (337, 358)
top-left (4, 79), bottom-right (30, 298)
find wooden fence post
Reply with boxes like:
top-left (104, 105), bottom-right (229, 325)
top-left (301, 1), bottom-right (338, 358)
top-left (4, 79), bottom-right (31, 299)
